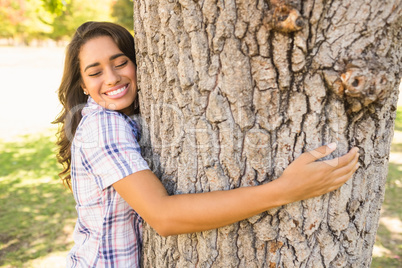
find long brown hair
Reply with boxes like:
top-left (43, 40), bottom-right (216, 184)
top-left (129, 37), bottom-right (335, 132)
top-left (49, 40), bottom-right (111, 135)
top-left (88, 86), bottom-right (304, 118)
top-left (53, 21), bottom-right (139, 189)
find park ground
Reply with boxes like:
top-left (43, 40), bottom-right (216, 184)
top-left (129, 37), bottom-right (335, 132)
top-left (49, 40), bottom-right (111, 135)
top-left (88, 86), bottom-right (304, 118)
top-left (0, 46), bottom-right (401, 267)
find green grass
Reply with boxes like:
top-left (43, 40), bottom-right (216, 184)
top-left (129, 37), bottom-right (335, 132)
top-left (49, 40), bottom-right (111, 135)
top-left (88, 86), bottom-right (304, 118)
top-left (394, 108), bottom-right (402, 132)
top-left (0, 130), bottom-right (76, 267)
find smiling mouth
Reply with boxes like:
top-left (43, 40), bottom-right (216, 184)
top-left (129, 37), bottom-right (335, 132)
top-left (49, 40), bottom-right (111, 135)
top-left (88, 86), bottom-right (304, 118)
top-left (105, 84), bottom-right (128, 96)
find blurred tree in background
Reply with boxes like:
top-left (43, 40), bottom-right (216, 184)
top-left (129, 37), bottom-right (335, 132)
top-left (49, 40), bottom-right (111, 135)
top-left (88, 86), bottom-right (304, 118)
top-left (48, 0), bottom-right (114, 41)
top-left (0, 0), bottom-right (134, 45)
top-left (111, 0), bottom-right (133, 31)
top-left (0, 0), bottom-right (22, 39)
top-left (41, 0), bottom-right (71, 15)
top-left (0, 0), bottom-right (52, 44)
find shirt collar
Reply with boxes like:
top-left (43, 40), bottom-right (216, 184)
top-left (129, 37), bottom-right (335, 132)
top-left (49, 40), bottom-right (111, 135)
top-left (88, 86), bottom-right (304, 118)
top-left (82, 96), bottom-right (104, 117)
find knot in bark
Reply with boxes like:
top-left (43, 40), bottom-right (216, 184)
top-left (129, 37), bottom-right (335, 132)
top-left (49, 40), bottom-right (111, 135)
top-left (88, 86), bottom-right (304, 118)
top-left (264, 1), bottom-right (305, 33)
top-left (339, 60), bottom-right (395, 113)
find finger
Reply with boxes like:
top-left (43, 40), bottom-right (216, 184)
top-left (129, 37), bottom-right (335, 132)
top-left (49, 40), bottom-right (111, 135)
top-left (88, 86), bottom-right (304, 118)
top-left (325, 169), bottom-right (357, 193)
top-left (333, 162), bottom-right (359, 187)
top-left (324, 147), bottom-right (359, 168)
top-left (298, 143), bottom-right (337, 164)
top-left (332, 156), bottom-right (360, 183)
top-left (328, 152), bottom-right (359, 178)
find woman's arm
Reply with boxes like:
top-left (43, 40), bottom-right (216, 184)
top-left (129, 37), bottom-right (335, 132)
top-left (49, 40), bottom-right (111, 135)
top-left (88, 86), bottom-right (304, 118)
top-left (113, 144), bottom-right (359, 237)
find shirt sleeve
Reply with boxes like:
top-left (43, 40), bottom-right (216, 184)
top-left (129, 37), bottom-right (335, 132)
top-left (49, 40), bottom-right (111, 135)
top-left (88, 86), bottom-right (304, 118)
top-left (78, 110), bottom-right (150, 190)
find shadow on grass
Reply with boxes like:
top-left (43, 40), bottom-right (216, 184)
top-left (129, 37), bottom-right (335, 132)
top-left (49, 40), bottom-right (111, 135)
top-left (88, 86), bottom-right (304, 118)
top-left (0, 130), bottom-right (76, 267)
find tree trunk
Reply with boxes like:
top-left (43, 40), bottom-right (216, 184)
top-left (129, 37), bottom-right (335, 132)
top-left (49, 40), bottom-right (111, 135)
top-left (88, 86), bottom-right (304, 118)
top-left (134, 0), bottom-right (401, 267)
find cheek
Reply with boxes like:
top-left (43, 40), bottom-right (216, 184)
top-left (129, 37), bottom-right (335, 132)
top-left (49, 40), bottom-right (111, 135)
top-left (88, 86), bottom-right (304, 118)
top-left (127, 63), bottom-right (137, 80)
top-left (82, 78), bottom-right (100, 92)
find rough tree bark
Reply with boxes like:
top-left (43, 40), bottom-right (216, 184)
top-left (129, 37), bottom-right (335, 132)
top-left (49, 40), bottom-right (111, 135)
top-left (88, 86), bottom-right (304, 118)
top-left (133, 0), bottom-right (401, 267)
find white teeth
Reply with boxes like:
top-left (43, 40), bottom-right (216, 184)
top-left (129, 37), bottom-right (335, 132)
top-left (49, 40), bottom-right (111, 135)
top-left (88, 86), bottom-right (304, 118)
top-left (106, 86), bottom-right (126, 96)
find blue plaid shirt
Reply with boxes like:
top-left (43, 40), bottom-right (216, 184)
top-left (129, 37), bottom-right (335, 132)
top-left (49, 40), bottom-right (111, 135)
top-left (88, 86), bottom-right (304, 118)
top-left (67, 97), bottom-right (149, 267)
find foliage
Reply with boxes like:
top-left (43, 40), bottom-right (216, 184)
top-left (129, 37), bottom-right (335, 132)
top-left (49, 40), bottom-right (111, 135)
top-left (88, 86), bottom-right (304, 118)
top-left (49, 0), bottom-right (114, 41)
top-left (0, 0), bottom-right (23, 38)
top-left (0, 0), bottom-right (53, 43)
top-left (111, 0), bottom-right (134, 31)
top-left (41, 0), bottom-right (71, 15)
top-left (0, 0), bottom-right (116, 43)
top-left (46, 0), bottom-right (133, 40)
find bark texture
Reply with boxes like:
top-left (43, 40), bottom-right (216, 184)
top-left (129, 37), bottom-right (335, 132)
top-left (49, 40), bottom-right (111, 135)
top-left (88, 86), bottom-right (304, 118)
top-left (134, 0), bottom-right (402, 267)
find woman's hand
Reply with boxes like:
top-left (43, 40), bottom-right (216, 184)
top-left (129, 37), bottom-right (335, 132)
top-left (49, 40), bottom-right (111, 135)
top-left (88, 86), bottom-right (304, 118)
top-left (277, 143), bottom-right (360, 204)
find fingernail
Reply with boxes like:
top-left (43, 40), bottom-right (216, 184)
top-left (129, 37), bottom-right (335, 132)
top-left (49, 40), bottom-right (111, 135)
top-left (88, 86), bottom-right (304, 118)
top-left (327, 142), bottom-right (337, 150)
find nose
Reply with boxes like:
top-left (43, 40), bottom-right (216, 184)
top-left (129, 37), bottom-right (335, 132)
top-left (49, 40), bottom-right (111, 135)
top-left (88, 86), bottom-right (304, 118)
top-left (105, 67), bottom-right (121, 85)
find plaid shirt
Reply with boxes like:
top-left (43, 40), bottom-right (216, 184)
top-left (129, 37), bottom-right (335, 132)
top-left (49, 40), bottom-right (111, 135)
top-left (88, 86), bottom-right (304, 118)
top-left (67, 97), bottom-right (149, 267)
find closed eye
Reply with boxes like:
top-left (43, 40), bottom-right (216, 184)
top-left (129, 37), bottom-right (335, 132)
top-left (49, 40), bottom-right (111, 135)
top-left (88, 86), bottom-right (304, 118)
top-left (116, 60), bottom-right (128, 68)
top-left (88, 71), bottom-right (101, 77)
top-left (86, 59), bottom-right (128, 77)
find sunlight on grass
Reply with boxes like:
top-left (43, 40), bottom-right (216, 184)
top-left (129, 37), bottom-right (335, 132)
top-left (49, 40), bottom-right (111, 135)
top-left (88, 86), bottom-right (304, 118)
top-left (24, 251), bottom-right (71, 268)
top-left (0, 129), bottom-right (76, 268)
top-left (373, 244), bottom-right (392, 257)
top-left (380, 217), bottom-right (402, 238)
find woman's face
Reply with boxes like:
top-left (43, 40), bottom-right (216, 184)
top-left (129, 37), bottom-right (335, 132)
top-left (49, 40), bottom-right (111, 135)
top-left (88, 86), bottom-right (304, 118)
top-left (79, 35), bottom-right (137, 115)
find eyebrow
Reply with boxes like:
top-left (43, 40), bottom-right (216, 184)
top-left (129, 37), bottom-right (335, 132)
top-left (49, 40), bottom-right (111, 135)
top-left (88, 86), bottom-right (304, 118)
top-left (84, 53), bottom-right (126, 72)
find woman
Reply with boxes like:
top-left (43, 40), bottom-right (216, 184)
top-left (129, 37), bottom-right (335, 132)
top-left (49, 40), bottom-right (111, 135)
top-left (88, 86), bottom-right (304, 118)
top-left (54, 21), bottom-right (359, 267)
